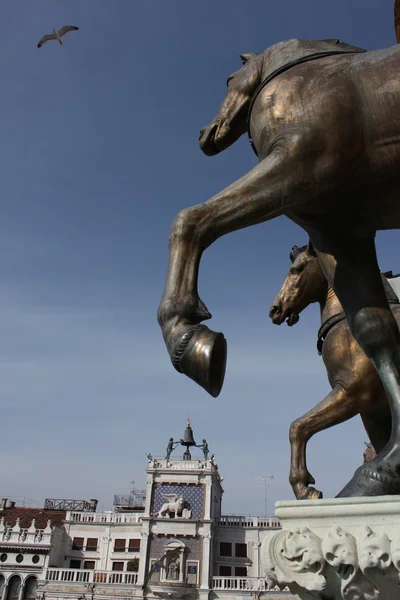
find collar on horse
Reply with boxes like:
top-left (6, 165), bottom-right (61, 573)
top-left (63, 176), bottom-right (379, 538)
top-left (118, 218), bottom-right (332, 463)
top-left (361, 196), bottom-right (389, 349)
top-left (317, 312), bottom-right (346, 355)
top-left (317, 290), bottom-right (400, 355)
top-left (247, 46), bottom-right (366, 157)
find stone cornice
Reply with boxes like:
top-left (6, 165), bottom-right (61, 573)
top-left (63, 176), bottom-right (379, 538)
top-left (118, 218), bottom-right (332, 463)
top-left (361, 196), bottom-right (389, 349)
top-left (261, 495), bottom-right (400, 599)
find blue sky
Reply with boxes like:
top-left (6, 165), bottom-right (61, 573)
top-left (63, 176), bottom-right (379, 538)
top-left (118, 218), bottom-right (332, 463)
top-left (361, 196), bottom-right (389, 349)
top-left (1, 0), bottom-right (399, 514)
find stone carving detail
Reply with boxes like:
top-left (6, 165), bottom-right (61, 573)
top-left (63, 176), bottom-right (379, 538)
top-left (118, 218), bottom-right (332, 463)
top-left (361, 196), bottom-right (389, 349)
top-left (167, 557), bottom-right (180, 581)
top-left (262, 525), bottom-right (400, 599)
top-left (157, 494), bottom-right (191, 519)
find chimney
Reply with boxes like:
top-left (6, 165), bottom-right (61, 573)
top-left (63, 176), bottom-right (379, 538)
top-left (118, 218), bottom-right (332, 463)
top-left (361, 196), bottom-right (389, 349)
top-left (89, 499), bottom-right (98, 512)
top-left (0, 498), bottom-right (8, 510)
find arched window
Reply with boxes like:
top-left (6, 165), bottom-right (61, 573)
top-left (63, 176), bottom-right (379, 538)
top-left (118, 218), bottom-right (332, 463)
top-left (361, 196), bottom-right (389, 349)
top-left (0, 575), bottom-right (5, 600)
top-left (23, 578), bottom-right (37, 600)
top-left (6, 576), bottom-right (21, 600)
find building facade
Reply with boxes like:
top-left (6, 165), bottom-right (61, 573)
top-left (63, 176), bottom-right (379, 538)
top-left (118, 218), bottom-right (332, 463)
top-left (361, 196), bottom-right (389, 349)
top-left (0, 424), bottom-right (293, 600)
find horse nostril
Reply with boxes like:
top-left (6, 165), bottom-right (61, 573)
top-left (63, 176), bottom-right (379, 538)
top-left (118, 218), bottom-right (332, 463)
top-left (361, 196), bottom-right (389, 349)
top-left (269, 305), bottom-right (279, 317)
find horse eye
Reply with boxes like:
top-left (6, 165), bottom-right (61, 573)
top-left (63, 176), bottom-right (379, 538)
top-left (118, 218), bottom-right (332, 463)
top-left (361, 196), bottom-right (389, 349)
top-left (290, 267), bottom-right (301, 274)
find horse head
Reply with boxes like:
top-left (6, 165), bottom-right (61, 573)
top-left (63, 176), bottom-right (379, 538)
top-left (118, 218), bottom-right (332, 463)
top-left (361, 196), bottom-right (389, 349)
top-left (199, 53), bottom-right (263, 156)
top-left (269, 242), bottom-right (326, 326)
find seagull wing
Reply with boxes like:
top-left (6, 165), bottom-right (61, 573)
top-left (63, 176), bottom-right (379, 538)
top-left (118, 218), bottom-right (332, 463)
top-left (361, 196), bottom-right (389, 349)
top-left (58, 25), bottom-right (79, 38)
top-left (37, 33), bottom-right (56, 49)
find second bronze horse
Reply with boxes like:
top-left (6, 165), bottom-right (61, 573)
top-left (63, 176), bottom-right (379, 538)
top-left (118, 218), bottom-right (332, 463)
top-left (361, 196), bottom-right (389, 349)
top-left (270, 244), bottom-right (397, 499)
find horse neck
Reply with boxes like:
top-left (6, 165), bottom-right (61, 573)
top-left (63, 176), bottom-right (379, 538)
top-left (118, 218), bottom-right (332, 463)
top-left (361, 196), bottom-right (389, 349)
top-left (318, 283), bottom-right (343, 324)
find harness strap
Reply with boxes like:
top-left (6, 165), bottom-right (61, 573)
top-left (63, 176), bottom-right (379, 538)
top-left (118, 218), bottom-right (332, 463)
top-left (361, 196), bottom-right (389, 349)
top-left (317, 297), bottom-right (400, 355)
top-left (247, 49), bottom-right (366, 157)
top-left (317, 312), bottom-right (346, 356)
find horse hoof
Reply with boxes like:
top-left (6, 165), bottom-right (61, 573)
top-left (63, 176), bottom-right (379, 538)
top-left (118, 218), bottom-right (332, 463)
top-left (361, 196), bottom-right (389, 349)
top-left (294, 485), bottom-right (323, 500)
top-left (336, 464), bottom-right (400, 497)
top-left (306, 487), bottom-right (323, 500)
top-left (171, 324), bottom-right (227, 397)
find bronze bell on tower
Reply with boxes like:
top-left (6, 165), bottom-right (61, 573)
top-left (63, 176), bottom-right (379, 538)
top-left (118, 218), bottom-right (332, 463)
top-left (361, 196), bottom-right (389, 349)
top-left (181, 418), bottom-right (196, 460)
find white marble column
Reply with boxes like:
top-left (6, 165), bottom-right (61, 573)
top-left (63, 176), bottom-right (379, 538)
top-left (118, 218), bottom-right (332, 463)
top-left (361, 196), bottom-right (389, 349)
top-left (1, 583), bottom-right (8, 600)
top-left (99, 525), bottom-right (111, 571)
top-left (200, 532), bottom-right (211, 590)
top-left (144, 474), bottom-right (154, 517)
top-left (136, 530), bottom-right (149, 587)
top-left (252, 540), bottom-right (261, 577)
top-left (17, 582), bottom-right (25, 600)
top-left (204, 482), bottom-right (212, 519)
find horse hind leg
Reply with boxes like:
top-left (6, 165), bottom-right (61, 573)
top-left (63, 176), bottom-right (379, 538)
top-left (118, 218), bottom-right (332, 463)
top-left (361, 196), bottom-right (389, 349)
top-left (289, 386), bottom-right (357, 500)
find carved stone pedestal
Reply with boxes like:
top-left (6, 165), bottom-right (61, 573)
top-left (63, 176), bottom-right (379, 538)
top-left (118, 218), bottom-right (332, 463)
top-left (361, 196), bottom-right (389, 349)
top-left (261, 496), bottom-right (400, 599)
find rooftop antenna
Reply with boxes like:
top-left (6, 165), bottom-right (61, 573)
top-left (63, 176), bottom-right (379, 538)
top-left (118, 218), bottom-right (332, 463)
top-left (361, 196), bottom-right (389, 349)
top-left (254, 475), bottom-right (274, 517)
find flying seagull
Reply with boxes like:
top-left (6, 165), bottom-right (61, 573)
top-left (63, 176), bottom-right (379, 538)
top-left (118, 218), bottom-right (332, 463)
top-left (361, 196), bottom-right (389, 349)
top-left (37, 25), bottom-right (79, 49)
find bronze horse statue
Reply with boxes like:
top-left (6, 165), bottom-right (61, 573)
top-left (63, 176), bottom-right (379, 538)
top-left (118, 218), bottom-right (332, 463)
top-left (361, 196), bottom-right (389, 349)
top-left (158, 17), bottom-right (400, 496)
top-left (270, 244), bottom-right (399, 499)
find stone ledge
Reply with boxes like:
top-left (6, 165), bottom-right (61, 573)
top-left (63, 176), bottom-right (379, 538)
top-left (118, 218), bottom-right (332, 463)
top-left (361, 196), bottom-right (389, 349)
top-left (261, 495), bottom-right (400, 599)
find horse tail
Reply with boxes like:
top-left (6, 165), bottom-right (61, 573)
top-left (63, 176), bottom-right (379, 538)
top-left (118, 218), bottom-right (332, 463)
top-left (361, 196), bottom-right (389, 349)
top-left (395, 0), bottom-right (400, 43)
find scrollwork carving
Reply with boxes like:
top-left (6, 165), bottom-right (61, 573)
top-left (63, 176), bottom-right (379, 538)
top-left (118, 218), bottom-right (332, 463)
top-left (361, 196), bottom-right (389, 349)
top-left (261, 524), bottom-right (400, 600)
top-left (358, 526), bottom-right (398, 599)
top-left (262, 527), bottom-right (326, 596)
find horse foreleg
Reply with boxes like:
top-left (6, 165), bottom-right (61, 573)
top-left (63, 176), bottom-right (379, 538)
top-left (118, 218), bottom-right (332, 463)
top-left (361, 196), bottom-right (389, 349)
top-left (158, 151), bottom-right (287, 326)
top-left (289, 386), bottom-right (357, 500)
top-left (158, 144), bottom-right (334, 395)
top-left (311, 232), bottom-right (400, 497)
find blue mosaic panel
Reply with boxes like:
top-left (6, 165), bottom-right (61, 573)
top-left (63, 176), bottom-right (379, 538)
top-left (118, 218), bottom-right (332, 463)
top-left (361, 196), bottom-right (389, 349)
top-left (152, 484), bottom-right (204, 519)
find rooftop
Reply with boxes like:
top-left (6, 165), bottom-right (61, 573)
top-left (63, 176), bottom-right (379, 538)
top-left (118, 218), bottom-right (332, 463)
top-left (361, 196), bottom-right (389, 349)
top-left (0, 506), bottom-right (66, 529)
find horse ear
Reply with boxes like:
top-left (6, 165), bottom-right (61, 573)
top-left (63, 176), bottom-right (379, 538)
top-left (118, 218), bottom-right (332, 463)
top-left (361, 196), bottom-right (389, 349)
top-left (290, 245), bottom-right (299, 263)
top-left (239, 53), bottom-right (258, 65)
top-left (307, 239), bottom-right (317, 257)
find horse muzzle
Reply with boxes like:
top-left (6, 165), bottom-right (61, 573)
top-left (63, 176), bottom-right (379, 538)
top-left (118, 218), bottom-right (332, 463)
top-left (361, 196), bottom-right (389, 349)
top-left (269, 304), bottom-right (285, 324)
top-left (199, 121), bottom-right (221, 156)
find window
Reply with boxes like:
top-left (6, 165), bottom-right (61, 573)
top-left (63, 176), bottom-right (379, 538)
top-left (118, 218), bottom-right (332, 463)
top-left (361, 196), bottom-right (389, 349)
top-left (149, 560), bottom-right (160, 584)
top-left (72, 537), bottom-right (84, 550)
top-left (219, 542), bottom-right (232, 557)
top-left (219, 565), bottom-right (231, 576)
top-left (32, 556), bottom-right (40, 564)
top-left (127, 558), bottom-right (139, 572)
top-left (235, 566), bottom-right (247, 576)
top-left (23, 577), bottom-right (37, 600)
top-left (0, 554), bottom-right (7, 563)
top-left (112, 562), bottom-right (124, 571)
top-left (128, 539), bottom-right (141, 552)
top-left (84, 561), bottom-right (95, 570)
top-left (113, 539), bottom-right (125, 552)
top-left (235, 543), bottom-right (247, 558)
top-left (16, 555), bottom-right (23, 563)
top-left (86, 538), bottom-right (98, 552)
top-left (70, 560), bottom-right (81, 569)
top-left (6, 576), bottom-right (21, 600)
